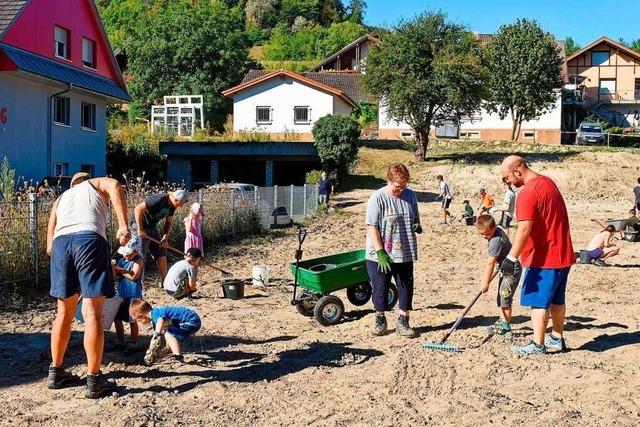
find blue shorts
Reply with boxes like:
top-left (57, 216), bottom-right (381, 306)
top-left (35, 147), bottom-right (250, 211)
top-left (520, 267), bottom-right (570, 309)
top-left (168, 320), bottom-right (201, 342)
top-left (50, 232), bottom-right (114, 299)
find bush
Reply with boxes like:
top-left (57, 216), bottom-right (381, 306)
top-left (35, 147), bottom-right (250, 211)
top-left (312, 114), bottom-right (361, 184)
top-left (305, 169), bottom-right (323, 184)
top-left (0, 156), bottom-right (16, 201)
top-left (107, 126), bottom-right (165, 182)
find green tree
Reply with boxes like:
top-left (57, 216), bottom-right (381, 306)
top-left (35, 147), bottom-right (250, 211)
top-left (126, 1), bottom-right (252, 127)
top-left (312, 114), bottom-right (361, 184)
top-left (263, 22), bottom-right (326, 60)
top-left (278, 0), bottom-right (344, 27)
top-left (363, 12), bottom-right (486, 160)
top-left (347, 0), bottom-right (366, 24)
top-left (245, 0), bottom-right (280, 29)
top-left (318, 21), bottom-right (367, 58)
top-left (564, 36), bottom-right (581, 55)
top-left (97, 0), bottom-right (148, 49)
top-left (485, 19), bottom-right (563, 141)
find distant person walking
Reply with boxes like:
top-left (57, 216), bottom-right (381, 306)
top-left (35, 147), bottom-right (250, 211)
top-left (133, 189), bottom-right (188, 282)
top-left (184, 202), bottom-right (204, 256)
top-left (633, 177), bottom-right (640, 211)
top-left (500, 156), bottom-right (574, 355)
top-left (46, 172), bottom-right (131, 398)
top-left (366, 163), bottom-right (421, 338)
top-left (436, 175), bottom-right (454, 224)
top-left (318, 171), bottom-right (334, 208)
top-left (495, 178), bottom-right (516, 230)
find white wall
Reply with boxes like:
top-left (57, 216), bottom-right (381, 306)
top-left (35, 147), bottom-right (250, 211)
top-left (233, 77), bottom-right (352, 134)
top-left (378, 92), bottom-right (563, 131)
top-left (0, 73), bottom-right (108, 181)
top-left (461, 92), bottom-right (562, 130)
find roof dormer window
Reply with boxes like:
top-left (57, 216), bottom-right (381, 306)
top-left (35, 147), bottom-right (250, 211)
top-left (54, 26), bottom-right (70, 60)
top-left (82, 37), bottom-right (96, 69)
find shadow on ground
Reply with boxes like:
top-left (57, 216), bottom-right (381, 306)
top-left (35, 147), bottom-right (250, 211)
top-left (427, 151), bottom-right (579, 166)
top-left (577, 331), bottom-right (640, 352)
top-left (342, 175), bottom-right (386, 191)
top-left (114, 341), bottom-right (383, 395)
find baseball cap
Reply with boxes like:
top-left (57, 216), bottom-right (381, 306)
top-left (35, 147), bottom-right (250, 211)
top-left (174, 189), bottom-right (188, 202)
top-left (71, 172), bottom-right (90, 187)
top-left (185, 247), bottom-right (202, 259)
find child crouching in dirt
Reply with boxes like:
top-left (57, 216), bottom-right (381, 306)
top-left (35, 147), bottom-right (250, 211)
top-left (163, 248), bottom-right (202, 299)
top-left (111, 236), bottom-right (144, 353)
top-left (476, 214), bottom-right (521, 337)
top-left (587, 222), bottom-right (620, 266)
top-left (129, 299), bottom-right (201, 365)
top-left (461, 200), bottom-right (475, 224)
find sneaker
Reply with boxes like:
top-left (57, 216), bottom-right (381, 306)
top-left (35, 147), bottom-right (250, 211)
top-left (449, 215), bottom-right (457, 223)
top-left (395, 315), bottom-right (417, 338)
top-left (371, 313), bottom-right (387, 336)
top-left (84, 372), bottom-right (117, 399)
top-left (592, 259), bottom-right (607, 267)
top-left (47, 365), bottom-right (75, 390)
top-left (545, 334), bottom-right (567, 352)
top-left (485, 320), bottom-right (511, 337)
top-left (511, 341), bottom-right (546, 355)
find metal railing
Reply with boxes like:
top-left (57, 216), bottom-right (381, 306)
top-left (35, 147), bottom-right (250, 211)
top-left (0, 185), bottom-right (318, 294)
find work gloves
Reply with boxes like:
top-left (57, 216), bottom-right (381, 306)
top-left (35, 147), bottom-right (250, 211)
top-left (376, 249), bottom-right (392, 274)
top-left (500, 256), bottom-right (521, 276)
top-left (412, 223), bottom-right (423, 234)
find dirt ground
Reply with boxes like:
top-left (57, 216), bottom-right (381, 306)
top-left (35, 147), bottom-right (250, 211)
top-left (2, 147), bottom-right (640, 426)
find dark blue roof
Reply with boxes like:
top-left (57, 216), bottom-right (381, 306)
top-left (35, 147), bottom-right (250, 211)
top-left (0, 42), bottom-right (131, 102)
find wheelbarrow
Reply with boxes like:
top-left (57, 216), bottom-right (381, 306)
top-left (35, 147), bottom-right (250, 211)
top-left (289, 227), bottom-right (398, 326)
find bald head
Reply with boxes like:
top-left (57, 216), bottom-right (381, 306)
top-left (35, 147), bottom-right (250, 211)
top-left (500, 155), bottom-right (532, 188)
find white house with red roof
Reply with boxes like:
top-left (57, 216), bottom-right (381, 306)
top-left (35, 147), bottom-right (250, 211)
top-left (0, 0), bottom-right (130, 184)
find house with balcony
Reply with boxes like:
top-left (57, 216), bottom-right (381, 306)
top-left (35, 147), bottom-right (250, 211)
top-left (565, 36), bottom-right (640, 129)
top-left (0, 0), bottom-right (130, 183)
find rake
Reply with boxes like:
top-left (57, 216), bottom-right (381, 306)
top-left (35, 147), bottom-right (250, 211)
top-left (423, 271), bottom-right (499, 352)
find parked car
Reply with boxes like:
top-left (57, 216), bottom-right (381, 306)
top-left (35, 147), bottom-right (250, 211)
top-left (211, 183), bottom-right (256, 194)
top-left (576, 122), bottom-right (606, 145)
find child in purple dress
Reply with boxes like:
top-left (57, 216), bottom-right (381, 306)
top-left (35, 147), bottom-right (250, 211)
top-left (184, 202), bottom-right (204, 256)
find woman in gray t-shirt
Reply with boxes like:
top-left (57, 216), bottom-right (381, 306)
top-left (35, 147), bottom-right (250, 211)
top-left (365, 163), bottom-right (421, 338)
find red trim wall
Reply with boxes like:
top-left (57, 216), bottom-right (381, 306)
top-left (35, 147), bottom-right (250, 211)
top-left (1, 0), bottom-right (120, 81)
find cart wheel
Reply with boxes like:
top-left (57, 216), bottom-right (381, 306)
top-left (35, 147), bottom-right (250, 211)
top-left (387, 283), bottom-right (399, 309)
top-left (346, 282), bottom-right (372, 306)
top-left (314, 295), bottom-right (345, 326)
top-left (295, 292), bottom-right (318, 317)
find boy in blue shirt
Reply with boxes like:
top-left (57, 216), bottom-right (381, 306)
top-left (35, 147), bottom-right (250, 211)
top-left (111, 237), bottom-right (144, 353)
top-left (129, 299), bottom-right (201, 364)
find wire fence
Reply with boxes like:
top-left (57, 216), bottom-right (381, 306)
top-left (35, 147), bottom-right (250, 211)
top-left (0, 185), bottom-right (318, 296)
top-left (561, 131), bottom-right (640, 147)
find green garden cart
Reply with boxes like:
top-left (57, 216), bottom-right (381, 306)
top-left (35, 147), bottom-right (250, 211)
top-left (290, 227), bottom-right (398, 326)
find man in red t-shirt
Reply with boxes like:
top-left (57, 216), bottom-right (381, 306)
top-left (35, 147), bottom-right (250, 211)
top-left (500, 155), bottom-right (574, 355)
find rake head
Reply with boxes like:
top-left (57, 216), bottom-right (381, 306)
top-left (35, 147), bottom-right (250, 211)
top-left (422, 342), bottom-right (460, 352)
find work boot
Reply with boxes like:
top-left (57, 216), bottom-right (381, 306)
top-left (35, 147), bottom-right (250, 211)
top-left (47, 365), bottom-right (75, 389)
top-left (396, 315), bottom-right (417, 338)
top-left (371, 312), bottom-right (387, 336)
top-left (84, 372), bottom-right (117, 399)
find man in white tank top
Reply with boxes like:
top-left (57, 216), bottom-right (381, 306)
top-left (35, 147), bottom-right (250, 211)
top-left (46, 172), bottom-right (131, 399)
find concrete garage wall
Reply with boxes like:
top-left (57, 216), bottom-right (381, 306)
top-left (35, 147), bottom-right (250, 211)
top-left (0, 74), bottom-right (108, 181)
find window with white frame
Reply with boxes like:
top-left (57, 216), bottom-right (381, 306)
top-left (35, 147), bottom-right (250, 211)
top-left (53, 96), bottom-right (70, 126)
top-left (599, 79), bottom-right (616, 94)
top-left (294, 106), bottom-right (310, 124)
top-left (82, 38), bottom-right (96, 68)
top-left (591, 51), bottom-right (610, 66)
top-left (81, 102), bottom-right (96, 130)
top-left (256, 106), bottom-right (271, 124)
top-left (54, 162), bottom-right (68, 176)
top-left (80, 164), bottom-right (94, 176)
top-left (54, 26), bottom-right (70, 59)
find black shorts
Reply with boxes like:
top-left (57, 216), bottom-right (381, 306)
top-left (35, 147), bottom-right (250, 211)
top-left (115, 298), bottom-right (135, 323)
top-left (139, 226), bottom-right (168, 260)
top-left (442, 198), bottom-right (452, 209)
top-left (500, 213), bottom-right (513, 228)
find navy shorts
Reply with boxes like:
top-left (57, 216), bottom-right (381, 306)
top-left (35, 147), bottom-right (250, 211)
top-left (50, 232), bottom-right (114, 299)
top-left (520, 267), bottom-right (570, 309)
top-left (115, 298), bottom-right (135, 323)
top-left (168, 320), bottom-right (201, 342)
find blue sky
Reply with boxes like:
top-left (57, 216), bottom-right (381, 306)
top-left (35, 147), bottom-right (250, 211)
top-left (365, 0), bottom-right (637, 46)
